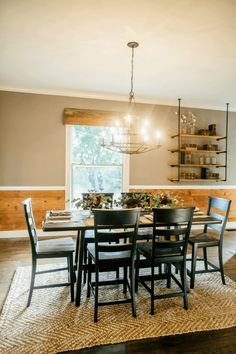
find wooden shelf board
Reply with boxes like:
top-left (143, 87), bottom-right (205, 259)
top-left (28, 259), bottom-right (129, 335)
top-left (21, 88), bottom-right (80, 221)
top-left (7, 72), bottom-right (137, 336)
top-left (168, 178), bottom-right (225, 182)
top-left (169, 149), bottom-right (226, 153)
top-left (171, 134), bottom-right (226, 139)
top-left (169, 164), bottom-right (226, 168)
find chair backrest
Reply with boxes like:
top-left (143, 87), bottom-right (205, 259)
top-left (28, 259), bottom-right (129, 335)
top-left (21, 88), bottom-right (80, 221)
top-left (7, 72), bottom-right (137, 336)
top-left (82, 192), bottom-right (114, 209)
top-left (22, 198), bottom-right (38, 254)
top-left (93, 208), bottom-right (140, 262)
top-left (205, 196), bottom-right (232, 238)
top-left (152, 207), bottom-right (195, 260)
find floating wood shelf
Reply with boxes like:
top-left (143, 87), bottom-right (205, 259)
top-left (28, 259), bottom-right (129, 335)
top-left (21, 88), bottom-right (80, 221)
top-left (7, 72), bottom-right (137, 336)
top-left (168, 178), bottom-right (226, 182)
top-left (171, 134), bottom-right (226, 140)
top-left (169, 149), bottom-right (226, 154)
top-left (169, 164), bottom-right (226, 168)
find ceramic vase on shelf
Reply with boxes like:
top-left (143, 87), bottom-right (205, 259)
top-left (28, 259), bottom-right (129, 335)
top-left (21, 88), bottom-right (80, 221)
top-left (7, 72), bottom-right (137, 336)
top-left (188, 112), bottom-right (197, 135)
top-left (180, 114), bottom-right (188, 134)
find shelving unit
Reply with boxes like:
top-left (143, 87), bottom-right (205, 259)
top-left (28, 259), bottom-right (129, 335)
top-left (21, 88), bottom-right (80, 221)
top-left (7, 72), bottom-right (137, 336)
top-left (169, 99), bottom-right (229, 182)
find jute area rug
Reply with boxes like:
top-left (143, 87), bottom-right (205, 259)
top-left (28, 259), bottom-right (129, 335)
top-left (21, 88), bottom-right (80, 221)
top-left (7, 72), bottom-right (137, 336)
top-left (1, 264), bottom-right (236, 354)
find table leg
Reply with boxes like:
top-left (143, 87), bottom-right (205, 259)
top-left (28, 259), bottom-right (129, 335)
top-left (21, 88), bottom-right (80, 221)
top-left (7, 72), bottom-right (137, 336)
top-left (75, 229), bottom-right (85, 306)
top-left (74, 230), bottom-right (80, 267)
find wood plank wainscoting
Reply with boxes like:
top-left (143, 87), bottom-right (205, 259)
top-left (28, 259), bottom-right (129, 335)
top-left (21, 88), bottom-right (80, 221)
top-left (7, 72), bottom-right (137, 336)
top-left (0, 188), bottom-right (235, 232)
top-left (0, 190), bottom-right (65, 231)
top-left (130, 188), bottom-right (236, 221)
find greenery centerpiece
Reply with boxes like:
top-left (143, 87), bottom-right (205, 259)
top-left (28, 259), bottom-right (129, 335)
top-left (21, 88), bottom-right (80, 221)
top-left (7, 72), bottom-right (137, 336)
top-left (72, 190), bottom-right (113, 215)
top-left (114, 192), bottom-right (183, 211)
top-left (151, 192), bottom-right (183, 208)
top-left (114, 192), bottom-right (151, 212)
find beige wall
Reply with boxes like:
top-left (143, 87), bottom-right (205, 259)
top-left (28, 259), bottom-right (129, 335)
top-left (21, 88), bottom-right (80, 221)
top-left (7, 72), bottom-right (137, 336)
top-left (0, 91), bottom-right (131, 185)
top-left (0, 90), bottom-right (236, 186)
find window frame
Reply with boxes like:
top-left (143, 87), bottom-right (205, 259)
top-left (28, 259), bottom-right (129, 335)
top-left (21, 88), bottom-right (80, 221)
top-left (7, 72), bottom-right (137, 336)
top-left (65, 125), bottom-right (129, 207)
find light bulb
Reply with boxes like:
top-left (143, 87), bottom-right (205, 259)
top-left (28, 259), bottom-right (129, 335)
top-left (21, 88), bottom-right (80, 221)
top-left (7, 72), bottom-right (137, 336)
top-left (140, 126), bottom-right (147, 135)
top-left (155, 131), bottom-right (161, 145)
top-left (143, 134), bottom-right (149, 142)
top-left (144, 118), bottom-right (149, 126)
top-left (126, 114), bottom-right (132, 123)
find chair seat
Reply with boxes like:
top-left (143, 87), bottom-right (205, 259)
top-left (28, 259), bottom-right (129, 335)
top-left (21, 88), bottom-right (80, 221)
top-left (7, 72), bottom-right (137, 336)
top-left (189, 232), bottom-right (219, 246)
top-left (87, 244), bottom-right (131, 261)
top-left (36, 237), bottom-right (75, 254)
top-left (137, 242), bottom-right (182, 259)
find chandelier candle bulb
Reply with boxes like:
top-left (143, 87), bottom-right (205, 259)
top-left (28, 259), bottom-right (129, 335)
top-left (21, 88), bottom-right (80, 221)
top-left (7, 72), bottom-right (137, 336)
top-left (156, 131), bottom-right (161, 146)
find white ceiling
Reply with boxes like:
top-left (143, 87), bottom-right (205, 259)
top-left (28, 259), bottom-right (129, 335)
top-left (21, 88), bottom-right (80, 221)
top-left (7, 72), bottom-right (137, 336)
top-left (1, 0), bottom-right (236, 110)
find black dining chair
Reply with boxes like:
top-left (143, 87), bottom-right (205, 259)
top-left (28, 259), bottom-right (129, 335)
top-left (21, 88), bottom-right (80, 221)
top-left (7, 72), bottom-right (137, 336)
top-left (188, 196), bottom-right (231, 289)
top-left (86, 208), bottom-right (140, 322)
top-left (22, 198), bottom-right (75, 306)
top-left (136, 207), bottom-right (194, 315)
top-left (81, 192), bottom-right (114, 283)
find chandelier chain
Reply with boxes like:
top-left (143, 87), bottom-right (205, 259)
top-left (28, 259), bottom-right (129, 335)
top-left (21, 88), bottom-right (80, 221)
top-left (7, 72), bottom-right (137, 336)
top-left (129, 46), bottom-right (135, 103)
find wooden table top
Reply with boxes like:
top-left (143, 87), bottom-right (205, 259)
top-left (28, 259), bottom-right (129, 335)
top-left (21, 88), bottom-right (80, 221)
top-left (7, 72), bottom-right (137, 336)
top-left (42, 210), bottom-right (221, 232)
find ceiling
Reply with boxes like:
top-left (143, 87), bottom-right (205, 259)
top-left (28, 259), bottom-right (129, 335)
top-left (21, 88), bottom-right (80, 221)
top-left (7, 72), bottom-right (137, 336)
top-left (1, 0), bottom-right (236, 110)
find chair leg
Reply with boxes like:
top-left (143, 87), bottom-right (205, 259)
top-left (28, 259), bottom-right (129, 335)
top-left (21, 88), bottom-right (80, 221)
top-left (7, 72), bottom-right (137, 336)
top-left (181, 263), bottom-right (188, 310)
top-left (219, 245), bottom-right (226, 285)
top-left (87, 254), bottom-right (92, 298)
top-left (69, 254), bottom-right (74, 302)
top-left (167, 263), bottom-right (171, 288)
top-left (67, 256), bottom-right (70, 282)
top-left (123, 266), bottom-right (127, 294)
top-left (116, 239), bottom-right (120, 279)
top-left (130, 264), bottom-right (136, 318)
top-left (151, 264), bottom-right (155, 315)
top-left (203, 248), bottom-right (208, 270)
top-left (190, 244), bottom-right (198, 289)
top-left (135, 252), bottom-right (140, 293)
top-left (83, 240), bottom-right (88, 284)
top-left (74, 230), bottom-right (80, 267)
top-left (27, 258), bottom-right (37, 307)
top-left (94, 268), bottom-right (99, 322)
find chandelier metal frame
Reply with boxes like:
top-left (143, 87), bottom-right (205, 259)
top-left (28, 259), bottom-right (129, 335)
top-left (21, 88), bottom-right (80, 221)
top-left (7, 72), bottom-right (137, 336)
top-left (101, 41), bottom-right (161, 154)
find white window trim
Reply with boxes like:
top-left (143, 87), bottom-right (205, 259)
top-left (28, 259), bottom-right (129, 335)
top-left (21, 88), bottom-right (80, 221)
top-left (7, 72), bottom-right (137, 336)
top-left (65, 125), bottom-right (71, 207)
top-left (65, 125), bottom-right (129, 205)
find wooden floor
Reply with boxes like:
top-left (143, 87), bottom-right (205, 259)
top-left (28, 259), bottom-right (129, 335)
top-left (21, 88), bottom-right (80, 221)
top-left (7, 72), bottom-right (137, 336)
top-left (0, 233), bottom-right (236, 354)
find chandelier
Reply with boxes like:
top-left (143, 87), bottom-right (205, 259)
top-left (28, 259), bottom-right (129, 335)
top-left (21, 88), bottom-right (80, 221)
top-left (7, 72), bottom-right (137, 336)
top-left (101, 42), bottom-right (161, 154)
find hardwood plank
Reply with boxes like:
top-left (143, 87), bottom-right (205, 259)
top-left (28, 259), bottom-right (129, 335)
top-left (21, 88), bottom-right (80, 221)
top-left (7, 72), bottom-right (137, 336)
top-left (64, 108), bottom-right (123, 126)
top-left (0, 190), bottom-right (65, 230)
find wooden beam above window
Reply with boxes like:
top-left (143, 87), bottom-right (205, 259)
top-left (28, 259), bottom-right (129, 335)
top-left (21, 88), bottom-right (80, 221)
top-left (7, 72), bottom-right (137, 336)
top-left (63, 108), bottom-right (124, 127)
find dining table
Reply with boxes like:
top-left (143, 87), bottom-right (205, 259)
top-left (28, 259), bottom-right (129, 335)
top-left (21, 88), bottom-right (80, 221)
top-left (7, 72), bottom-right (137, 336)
top-left (42, 209), bottom-right (221, 306)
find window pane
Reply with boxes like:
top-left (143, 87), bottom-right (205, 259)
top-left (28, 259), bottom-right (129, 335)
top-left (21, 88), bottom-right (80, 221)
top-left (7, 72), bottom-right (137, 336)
top-left (72, 125), bottom-right (122, 165)
top-left (72, 165), bottom-right (122, 198)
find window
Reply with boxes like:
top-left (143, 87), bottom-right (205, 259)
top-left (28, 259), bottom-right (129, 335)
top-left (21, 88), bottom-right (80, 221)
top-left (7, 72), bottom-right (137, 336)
top-left (66, 125), bottom-right (129, 203)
